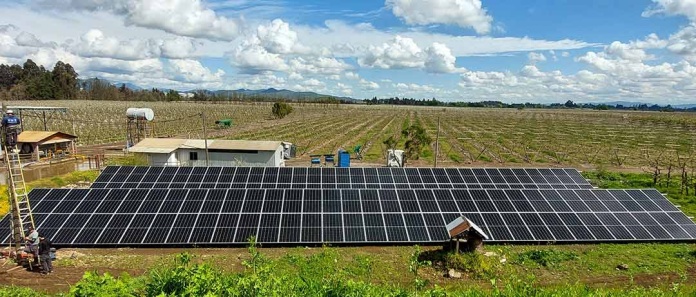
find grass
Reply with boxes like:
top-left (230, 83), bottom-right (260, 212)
top-left (105, 154), bottom-right (148, 166)
top-left (5, 243), bottom-right (696, 296)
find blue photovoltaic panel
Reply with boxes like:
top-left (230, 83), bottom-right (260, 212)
top-left (90, 166), bottom-right (594, 190)
top-left (3, 187), bottom-right (694, 246)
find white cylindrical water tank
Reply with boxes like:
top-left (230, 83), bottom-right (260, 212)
top-left (126, 108), bottom-right (155, 121)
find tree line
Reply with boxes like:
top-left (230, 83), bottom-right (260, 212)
top-left (364, 97), bottom-right (695, 112)
top-left (0, 59), bottom-right (350, 102)
top-left (0, 59), bottom-right (79, 100)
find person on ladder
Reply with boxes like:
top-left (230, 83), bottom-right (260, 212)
top-left (2, 109), bottom-right (21, 152)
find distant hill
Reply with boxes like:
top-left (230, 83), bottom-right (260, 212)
top-left (113, 82), bottom-right (143, 91)
top-left (79, 77), bottom-right (356, 102)
top-left (78, 78), bottom-right (144, 91)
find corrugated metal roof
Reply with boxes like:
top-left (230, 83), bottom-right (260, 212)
top-left (208, 139), bottom-right (282, 151)
top-left (128, 138), bottom-right (283, 153)
top-left (18, 131), bottom-right (78, 143)
top-left (126, 138), bottom-right (185, 153)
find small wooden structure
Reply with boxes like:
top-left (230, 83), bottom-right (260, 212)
top-left (17, 131), bottom-right (78, 162)
top-left (446, 216), bottom-right (489, 253)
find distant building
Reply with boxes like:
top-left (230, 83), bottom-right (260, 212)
top-left (17, 131), bottom-right (78, 162)
top-left (127, 138), bottom-right (289, 167)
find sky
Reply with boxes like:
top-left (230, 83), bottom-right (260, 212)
top-left (1, 0), bottom-right (696, 104)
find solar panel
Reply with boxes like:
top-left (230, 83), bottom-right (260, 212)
top-left (4, 187), bottom-right (694, 246)
top-left (91, 166), bottom-right (594, 190)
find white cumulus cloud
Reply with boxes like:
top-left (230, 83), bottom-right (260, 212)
top-left (359, 36), bottom-right (460, 73)
top-left (643, 0), bottom-right (696, 21)
top-left (39, 0), bottom-right (242, 41)
top-left (230, 19), bottom-right (350, 75)
top-left (359, 79), bottom-right (380, 90)
top-left (527, 52), bottom-right (547, 64)
top-left (387, 0), bottom-right (493, 34)
top-left (168, 59), bottom-right (225, 83)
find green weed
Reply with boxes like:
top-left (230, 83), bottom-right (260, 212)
top-left (444, 252), bottom-right (500, 279)
top-left (515, 249), bottom-right (579, 267)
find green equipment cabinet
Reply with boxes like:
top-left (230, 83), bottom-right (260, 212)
top-left (215, 119), bottom-right (233, 127)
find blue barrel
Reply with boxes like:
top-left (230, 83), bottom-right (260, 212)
top-left (337, 149), bottom-right (350, 167)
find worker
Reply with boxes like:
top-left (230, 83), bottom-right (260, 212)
top-left (38, 235), bottom-right (53, 274)
top-left (1, 109), bottom-right (21, 151)
top-left (24, 226), bottom-right (39, 267)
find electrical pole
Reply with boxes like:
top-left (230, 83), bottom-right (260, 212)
top-left (434, 116), bottom-right (440, 168)
top-left (202, 112), bottom-right (209, 167)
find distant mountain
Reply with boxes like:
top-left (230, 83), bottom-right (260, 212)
top-left (78, 78), bottom-right (144, 91)
top-left (78, 77), bottom-right (356, 101)
top-left (113, 82), bottom-right (143, 91)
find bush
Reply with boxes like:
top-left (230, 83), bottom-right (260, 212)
top-left (515, 249), bottom-right (579, 267)
top-left (69, 271), bottom-right (143, 297)
top-left (444, 252), bottom-right (499, 279)
top-left (0, 286), bottom-right (46, 297)
top-left (272, 102), bottom-right (293, 119)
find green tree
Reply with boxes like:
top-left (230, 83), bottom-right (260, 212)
top-left (401, 123), bottom-right (432, 165)
top-left (25, 71), bottom-right (54, 99)
top-left (51, 61), bottom-right (79, 100)
top-left (166, 89), bottom-right (182, 101)
top-left (22, 59), bottom-right (41, 78)
top-left (272, 102), bottom-right (293, 119)
top-left (0, 64), bottom-right (18, 89)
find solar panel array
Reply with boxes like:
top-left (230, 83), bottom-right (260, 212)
top-left (91, 166), bottom-right (593, 190)
top-left (5, 166), bottom-right (695, 246)
top-left (3, 187), bottom-right (695, 246)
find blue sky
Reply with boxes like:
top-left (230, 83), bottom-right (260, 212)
top-left (1, 0), bottom-right (696, 104)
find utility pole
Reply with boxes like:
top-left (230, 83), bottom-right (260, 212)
top-left (434, 116), bottom-right (440, 168)
top-left (202, 112), bottom-right (209, 166)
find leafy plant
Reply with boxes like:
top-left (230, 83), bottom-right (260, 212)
top-left (409, 245), bottom-right (432, 291)
top-left (444, 252), bottom-right (500, 279)
top-left (402, 123), bottom-right (432, 165)
top-left (272, 101), bottom-right (293, 119)
top-left (69, 271), bottom-right (142, 297)
top-left (0, 286), bottom-right (47, 297)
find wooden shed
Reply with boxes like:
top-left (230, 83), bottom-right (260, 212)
top-left (17, 131), bottom-right (78, 161)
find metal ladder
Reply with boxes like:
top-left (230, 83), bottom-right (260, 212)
top-left (4, 143), bottom-right (34, 251)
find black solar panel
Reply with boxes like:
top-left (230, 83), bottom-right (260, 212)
top-left (91, 166), bottom-right (594, 189)
top-left (4, 188), bottom-right (694, 246)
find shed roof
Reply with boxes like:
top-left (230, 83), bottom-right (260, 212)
top-left (18, 131), bottom-right (78, 144)
top-left (128, 138), bottom-right (284, 154)
top-left (126, 138), bottom-right (186, 154)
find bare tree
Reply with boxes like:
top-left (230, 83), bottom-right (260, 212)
top-left (642, 148), bottom-right (663, 186)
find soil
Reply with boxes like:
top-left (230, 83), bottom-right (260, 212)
top-left (0, 263), bottom-right (138, 295)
